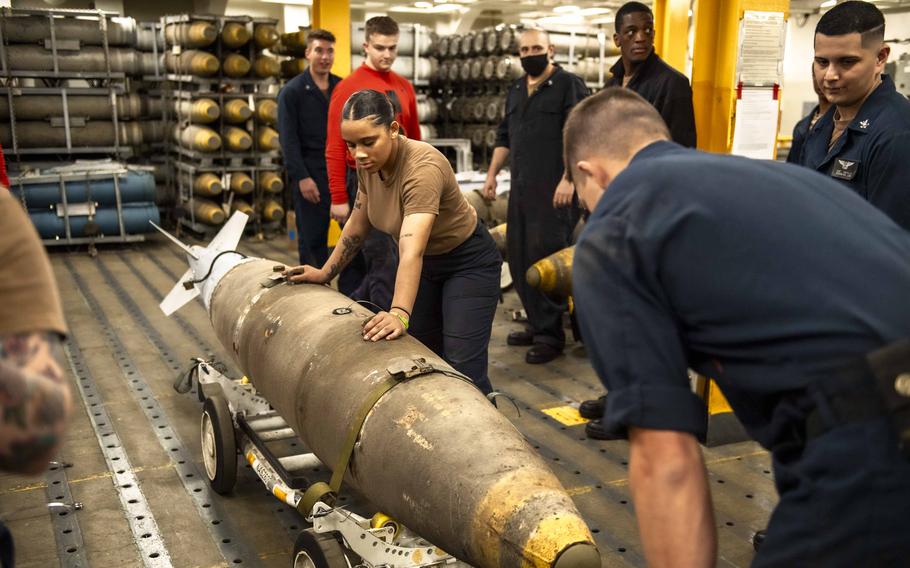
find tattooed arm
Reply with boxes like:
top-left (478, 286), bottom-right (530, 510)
top-left (286, 191), bottom-right (373, 284)
top-left (0, 332), bottom-right (73, 476)
top-left (361, 213), bottom-right (435, 342)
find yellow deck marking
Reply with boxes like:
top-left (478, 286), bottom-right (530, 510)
top-left (565, 485), bottom-right (594, 496)
top-left (539, 405), bottom-right (588, 426)
top-left (0, 463), bottom-right (183, 496)
top-left (598, 450), bottom-right (769, 488)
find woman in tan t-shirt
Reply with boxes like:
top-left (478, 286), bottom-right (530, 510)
top-left (285, 89), bottom-right (502, 395)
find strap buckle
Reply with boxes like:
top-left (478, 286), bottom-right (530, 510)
top-left (385, 357), bottom-right (434, 380)
top-left (866, 338), bottom-right (910, 456)
top-left (328, 358), bottom-right (437, 500)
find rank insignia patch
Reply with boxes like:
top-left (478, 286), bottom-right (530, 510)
top-left (831, 159), bottom-right (859, 181)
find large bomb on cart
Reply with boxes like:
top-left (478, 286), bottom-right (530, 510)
top-left (154, 212), bottom-right (600, 568)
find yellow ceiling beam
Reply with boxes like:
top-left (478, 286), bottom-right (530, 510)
top-left (691, 0), bottom-right (789, 153)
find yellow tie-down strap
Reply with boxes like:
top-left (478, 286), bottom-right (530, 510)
top-left (329, 358), bottom-right (473, 495)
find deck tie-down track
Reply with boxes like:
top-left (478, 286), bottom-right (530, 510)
top-left (63, 256), bottom-right (264, 567)
top-left (44, 458), bottom-right (88, 567)
top-left (95, 253), bottom-right (310, 536)
top-left (63, 336), bottom-right (173, 567)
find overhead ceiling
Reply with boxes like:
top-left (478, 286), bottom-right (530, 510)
top-left (350, 0), bottom-right (910, 29)
top-left (351, 0), bottom-right (638, 27)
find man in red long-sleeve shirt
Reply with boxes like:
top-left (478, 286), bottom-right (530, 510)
top-left (324, 15), bottom-right (419, 308)
top-left (326, 15), bottom-right (420, 225)
top-left (0, 143), bottom-right (10, 189)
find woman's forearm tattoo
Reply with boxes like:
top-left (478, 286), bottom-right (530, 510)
top-left (327, 234), bottom-right (365, 280)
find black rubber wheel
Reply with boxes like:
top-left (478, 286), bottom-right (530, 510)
top-left (201, 395), bottom-right (237, 494)
top-left (292, 530), bottom-right (353, 568)
top-left (196, 377), bottom-right (208, 403)
top-left (752, 529), bottom-right (767, 552)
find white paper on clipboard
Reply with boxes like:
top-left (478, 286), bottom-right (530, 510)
top-left (739, 11), bottom-right (785, 86)
top-left (731, 87), bottom-right (779, 160)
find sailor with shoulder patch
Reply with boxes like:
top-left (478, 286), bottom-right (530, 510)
top-left (798, 1), bottom-right (910, 230)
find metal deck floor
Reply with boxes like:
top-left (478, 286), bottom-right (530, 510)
top-left (0, 235), bottom-right (776, 568)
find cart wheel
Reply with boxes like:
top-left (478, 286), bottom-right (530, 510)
top-left (201, 395), bottom-right (237, 494)
top-left (752, 529), bottom-right (766, 552)
top-left (292, 530), bottom-right (354, 568)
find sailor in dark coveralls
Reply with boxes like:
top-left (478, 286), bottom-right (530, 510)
top-left (567, 87), bottom-right (910, 567)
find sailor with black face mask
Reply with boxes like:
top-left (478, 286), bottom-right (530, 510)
top-left (483, 28), bottom-right (589, 365)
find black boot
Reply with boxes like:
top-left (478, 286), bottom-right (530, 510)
top-left (584, 418), bottom-right (622, 440)
top-left (507, 329), bottom-right (534, 346)
top-left (579, 395), bottom-right (606, 419)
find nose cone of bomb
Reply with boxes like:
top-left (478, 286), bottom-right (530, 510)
top-left (554, 543), bottom-right (601, 568)
top-left (526, 265), bottom-right (542, 288)
top-left (196, 52), bottom-right (220, 75)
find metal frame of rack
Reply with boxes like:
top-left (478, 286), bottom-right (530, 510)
top-left (0, 7), bottom-right (133, 158)
top-left (0, 8), bottom-right (166, 248)
top-left (152, 14), bottom-right (284, 238)
top-left (427, 24), bottom-right (617, 169)
top-left (11, 164), bottom-right (154, 247)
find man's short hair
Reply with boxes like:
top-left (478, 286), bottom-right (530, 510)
top-left (365, 16), bottom-right (399, 41)
top-left (816, 1), bottom-right (885, 47)
top-left (563, 87), bottom-right (670, 183)
top-left (519, 27), bottom-right (551, 45)
top-left (307, 29), bottom-right (336, 46)
top-left (615, 1), bottom-right (653, 33)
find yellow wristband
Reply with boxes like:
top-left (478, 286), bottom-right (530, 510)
top-left (391, 311), bottom-right (409, 330)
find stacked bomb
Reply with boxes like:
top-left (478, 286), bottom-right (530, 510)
top-left (12, 166), bottom-right (160, 240)
top-left (432, 26), bottom-right (522, 155)
top-left (275, 23), bottom-right (438, 81)
top-left (156, 15), bottom-right (286, 231)
top-left (0, 10), bottom-right (174, 156)
top-left (437, 27), bottom-right (617, 83)
top-left (0, 8), bottom-right (169, 244)
top-left (276, 24), bottom-right (440, 140)
top-left (432, 26), bottom-right (618, 158)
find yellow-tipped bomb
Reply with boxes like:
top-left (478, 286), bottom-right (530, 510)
top-left (229, 172), bottom-right (254, 195)
top-left (259, 171), bottom-right (284, 194)
top-left (223, 99), bottom-right (253, 124)
top-left (489, 223), bottom-right (507, 259)
top-left (252, 55), bottom-right (280, 78)
top-left (256, 126), bottom-right (280, 151)
top-left (164, 21), bottom-right (217, 48)
top-left (279, 31), bottom-right (307, 52)
top-left (160, 227), bottom-right (601, 568)
top-left (192, 198), bottom-right (226, 225)
top-left (223, 126), bottom-right (253, 152)
top-left (255, 99), bottom-right (278, 125)
top-left (174, 98), bottom-right (220, 123)
top-left (165, 50), bottom-right (220, 76)
top-left (254, 24), bottom-right (279, 49)
top-left (174, 125), bottom-right (222, 152)
top-left (193, 173), bottom-right (223, 197)
top-left (280, 58), bottom-right (307, 77)
top-left (222, 53), bottom-right (251, 78)
top-left (232, 198), bottom-right (253, 216)
top-left (526, 246), bottom-right (574, 299)
top-left (259, 198), bottom-right (284, 222)
top-left (221, 22), bottom-right (251, 49)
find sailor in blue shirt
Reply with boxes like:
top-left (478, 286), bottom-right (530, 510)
top-left (278, 29), bottom-right (342, 266)
top-left (797, 1), bottom-right (910, 231)
top-left (786, 63), bottom-right (830, 165)
top-left (565, 87), bottom-right (910, 567)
